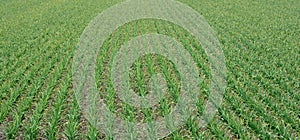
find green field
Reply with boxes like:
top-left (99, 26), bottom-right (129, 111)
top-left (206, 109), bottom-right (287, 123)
top-left (0, 0), bottom-right (299, 139)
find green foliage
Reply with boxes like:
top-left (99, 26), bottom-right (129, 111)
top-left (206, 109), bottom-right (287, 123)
top-left (0, 0), bottom-right (299, 139)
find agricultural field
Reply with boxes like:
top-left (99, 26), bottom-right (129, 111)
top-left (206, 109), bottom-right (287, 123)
top-left (0, 0), bottom-right (299, 139)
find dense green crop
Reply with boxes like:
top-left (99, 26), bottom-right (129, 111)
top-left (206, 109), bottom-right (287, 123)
top-left (0, 0), bottom-right (299, 139)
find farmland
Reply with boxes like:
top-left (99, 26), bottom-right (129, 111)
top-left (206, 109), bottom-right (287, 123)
top-left (0, 0), bottom-right (299, 139)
